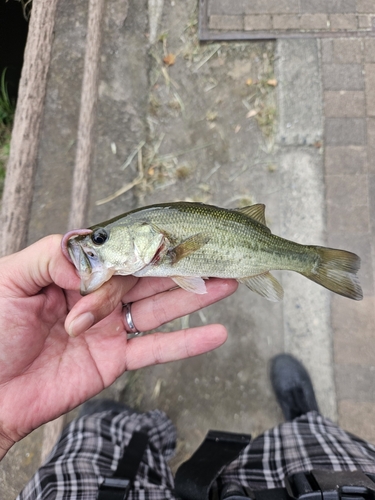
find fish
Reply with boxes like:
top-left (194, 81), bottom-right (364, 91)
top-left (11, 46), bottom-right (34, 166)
top-left (61, 201), bottom-right (363, 301)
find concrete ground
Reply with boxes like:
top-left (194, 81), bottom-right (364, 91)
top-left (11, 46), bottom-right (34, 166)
top-left (1, 0), bottom-right (374, 496)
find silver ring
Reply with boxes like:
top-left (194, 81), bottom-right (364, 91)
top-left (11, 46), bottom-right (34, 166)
top-left (122, 303), bottom-right (140, 335)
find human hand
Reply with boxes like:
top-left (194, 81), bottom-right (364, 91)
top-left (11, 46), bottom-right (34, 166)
top-left (0, 235), bottom-right (238, 459)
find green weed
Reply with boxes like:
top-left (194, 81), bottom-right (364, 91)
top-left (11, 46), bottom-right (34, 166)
top-left (0, 69), bottom-right (15, 125)
top-left (0, 69), bottom-right (16, 195)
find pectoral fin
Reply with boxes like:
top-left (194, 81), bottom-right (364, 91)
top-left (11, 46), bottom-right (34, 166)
top-left (238, 272), bottom-right (284, 302)
top-left (169, 233), bottom-right (211, 264)
top-left (172, 276), bottom-right (207, 294)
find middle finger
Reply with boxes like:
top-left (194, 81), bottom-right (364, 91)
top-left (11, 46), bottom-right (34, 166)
top-left (126, 278), bottom-right (238, 332)
top-left (121, 276), bottom-right (178, 303)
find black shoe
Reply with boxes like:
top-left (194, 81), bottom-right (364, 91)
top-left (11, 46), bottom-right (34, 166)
top-left (79, 399), bottom-right (137, 417)
top-left (270, 354), bottom-right (320, 422)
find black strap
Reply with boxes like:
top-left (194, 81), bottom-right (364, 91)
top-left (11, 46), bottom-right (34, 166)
top-left (97, 430), bottom-right (149, 500)
top-left (174, 430), bottom-right (251, 500)
top-left (218, 470), bottom-right (375, 499)
top-left (251, 470), bottom-right (375, 500)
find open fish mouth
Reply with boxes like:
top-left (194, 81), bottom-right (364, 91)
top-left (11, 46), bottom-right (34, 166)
top-left (61, 229), bottom-right (93, 263)
top-left (61, 229), bottom-right (114, 295)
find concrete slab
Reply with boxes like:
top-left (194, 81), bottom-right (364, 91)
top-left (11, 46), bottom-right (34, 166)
top-left (0, 427), bottom-right (44, 499)
top-left (277, 148), bottom-right (336, 419)
top-left (275, 38), bottom-right (336, 419)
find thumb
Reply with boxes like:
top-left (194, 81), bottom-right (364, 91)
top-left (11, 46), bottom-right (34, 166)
top-left (0, 235), bottom-right (80, 297)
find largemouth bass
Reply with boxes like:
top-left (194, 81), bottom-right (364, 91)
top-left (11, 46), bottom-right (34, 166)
top-left (62, 202), bottom-right (362, 301)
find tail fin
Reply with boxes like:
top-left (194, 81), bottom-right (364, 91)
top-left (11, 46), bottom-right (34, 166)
top-left (301, 247), bottom-right (363, 300)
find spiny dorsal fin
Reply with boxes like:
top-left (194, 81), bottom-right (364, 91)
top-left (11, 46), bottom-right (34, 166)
top-left (238, 272), bottom-right (284, 302)
top-left (236, 204), bottom-right (268, 227)
top-left (169, 233), bottom-right (211, 265)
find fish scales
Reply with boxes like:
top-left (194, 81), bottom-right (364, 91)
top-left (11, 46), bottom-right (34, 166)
top-left (63, 201), bottom-right (363, 301)
top-left (114, 204), bottom-right (312, 279)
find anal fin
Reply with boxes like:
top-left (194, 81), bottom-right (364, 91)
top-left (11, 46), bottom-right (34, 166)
top-left (172, 276), bottom-right (207, 294)
top-left (238, 272), bottom-right (284, 302)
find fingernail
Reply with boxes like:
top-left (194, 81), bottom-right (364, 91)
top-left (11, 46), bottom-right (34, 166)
top-left (67, 312), bottom-right (95, 337)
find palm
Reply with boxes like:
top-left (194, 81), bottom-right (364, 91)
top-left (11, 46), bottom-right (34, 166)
top-left (0, 285), bottom-right (123, 439)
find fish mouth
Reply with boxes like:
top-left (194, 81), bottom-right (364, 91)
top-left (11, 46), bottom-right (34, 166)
top-left (61, 229), bottom-right (93, 263)
top-left (79, 264), bottom-right (115, 296)
top-left (62, 229), bottom-right (114, 295)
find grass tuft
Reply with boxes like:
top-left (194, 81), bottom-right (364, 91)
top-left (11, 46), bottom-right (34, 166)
top-left (0, 69), bottom-right (15, 126)
top-left (0, 69), bottom-right (16, 195)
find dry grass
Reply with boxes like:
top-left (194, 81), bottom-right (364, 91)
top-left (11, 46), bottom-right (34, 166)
top-left (13, 0), bottom-right (32, 20)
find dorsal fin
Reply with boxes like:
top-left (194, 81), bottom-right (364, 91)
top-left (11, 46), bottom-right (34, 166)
top-left (236, 204), bottom-right (268, 227)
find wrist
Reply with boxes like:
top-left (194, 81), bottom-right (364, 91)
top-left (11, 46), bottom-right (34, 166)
top-left (0, 429), bottom-right (15, 460)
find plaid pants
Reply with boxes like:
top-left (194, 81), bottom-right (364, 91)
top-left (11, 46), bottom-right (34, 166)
top-left (18, 409), bottom-right (375, 500)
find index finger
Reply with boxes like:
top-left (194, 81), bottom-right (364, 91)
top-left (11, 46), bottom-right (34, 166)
top-left (65, 274), bottom-right (138, 337)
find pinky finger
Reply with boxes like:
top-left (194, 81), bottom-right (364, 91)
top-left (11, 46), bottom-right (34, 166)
top-left (124, 324), bottom-right (228, 370)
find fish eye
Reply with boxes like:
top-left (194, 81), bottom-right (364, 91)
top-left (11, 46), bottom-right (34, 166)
top-left (91, 228), bottom-right (109, 245)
